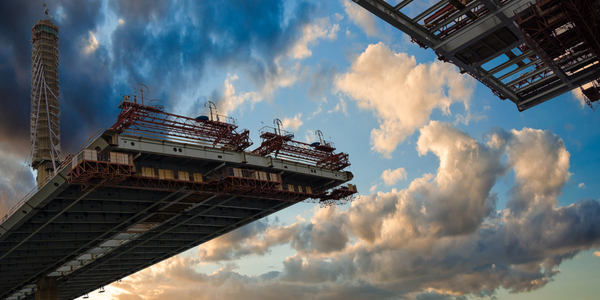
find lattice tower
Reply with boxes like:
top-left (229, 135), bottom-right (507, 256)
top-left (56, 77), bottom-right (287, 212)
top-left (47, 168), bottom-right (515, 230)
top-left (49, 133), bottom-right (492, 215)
top-left (31, 19), bottom-right (61, 169)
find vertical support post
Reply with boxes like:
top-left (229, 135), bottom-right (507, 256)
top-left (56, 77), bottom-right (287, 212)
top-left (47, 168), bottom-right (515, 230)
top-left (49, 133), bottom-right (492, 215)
top-left (35, 277), bottom-right (59, 300)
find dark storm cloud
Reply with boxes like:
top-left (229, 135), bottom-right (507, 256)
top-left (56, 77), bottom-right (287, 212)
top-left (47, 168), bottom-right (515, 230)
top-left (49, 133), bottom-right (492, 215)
top-left (0, 0), bottom-right (113, 152)
top-left (108, 0), bottom-right (315, 112)
top-left (0, 0), bottom-right (318, 152)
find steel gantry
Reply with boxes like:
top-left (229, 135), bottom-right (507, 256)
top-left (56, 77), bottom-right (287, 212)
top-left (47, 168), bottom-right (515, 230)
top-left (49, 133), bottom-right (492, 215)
top-left (351, 0), bottom-right (600, 111)
top-left (251, 123), bottom-right (350, 171)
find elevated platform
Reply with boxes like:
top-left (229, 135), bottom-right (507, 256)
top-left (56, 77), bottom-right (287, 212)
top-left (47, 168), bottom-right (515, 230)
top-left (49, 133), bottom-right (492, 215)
top-left (352, 0), bottom-right (600, 111)
top-left (0, 129), bottom-right (355, 300)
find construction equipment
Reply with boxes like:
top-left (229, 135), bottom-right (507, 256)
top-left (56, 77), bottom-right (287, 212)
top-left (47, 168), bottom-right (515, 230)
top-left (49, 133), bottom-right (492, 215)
top-left (251, 119), bottom-right (350, 171)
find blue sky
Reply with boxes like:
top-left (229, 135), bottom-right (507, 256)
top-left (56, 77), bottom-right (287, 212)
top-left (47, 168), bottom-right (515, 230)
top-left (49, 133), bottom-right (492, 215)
top-left (1, 1), bottom-right (599, 299)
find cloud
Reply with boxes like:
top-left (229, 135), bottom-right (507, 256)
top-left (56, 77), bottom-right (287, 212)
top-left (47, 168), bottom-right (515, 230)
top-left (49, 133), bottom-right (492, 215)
top-left (336, 43), bottom-right (475, 157)
top-left (289, 17), bottom-right (340, 60)
top-left (215, 74), bottom-right (261, 117)
top-left (594, 251), bottom-right (600, 257)
top-left (571, 85), bottom-right (588, 108)
top-left (0, 142), bottom-right (35, 218)
top-left (381, 168), bottom-right (407, 186)
top-left (83, 31), bottom-right (99, 54)
top-left (109, 123), bottom-right (600, 300)
top-left (343, 0), bottom-right (379, 36)
top-left (197, 219), bottom-right (298, 262)
top-left (505, 128), bottom-right (570, 215)
top-left (579, 183), bottom-right (585, 189)
top-left (281, 113), bottom-right (304, 130)
top-left (328, 98), bottom-right (348, 115)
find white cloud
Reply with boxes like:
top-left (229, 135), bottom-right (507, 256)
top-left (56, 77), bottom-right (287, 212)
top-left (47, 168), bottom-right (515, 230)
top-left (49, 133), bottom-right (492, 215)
top-left (506, 128), bottom-right (571, 214)
top-left (281, 113), bottom-right (303, 131)
top-left (84, 31), bottom-right (99, 54)
top-left (579, 183), bottom-right (585, 189)
top-left (216, 74), bottom-right (261, 117)
top-left (381, 167), bottom-right (407, 186)
top-left (571, 85), bottom-right (589, 108)
top-left (328, 98), bottom-right (347, 115)
top-left (289, 17), bottom-right (339, 59)
top-left (369, 184), bottom-right (378, 193)
top-left (336, 43), bottom-right (475, 157)
top-left (454, 110), bottom-right (487, 125)
top-left (343, 0), bottom-right (379, 36)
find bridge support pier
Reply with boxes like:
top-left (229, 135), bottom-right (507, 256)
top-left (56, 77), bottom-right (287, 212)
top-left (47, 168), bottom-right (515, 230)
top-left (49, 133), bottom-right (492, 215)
top-left (36, 277), bottom-right (59, 300)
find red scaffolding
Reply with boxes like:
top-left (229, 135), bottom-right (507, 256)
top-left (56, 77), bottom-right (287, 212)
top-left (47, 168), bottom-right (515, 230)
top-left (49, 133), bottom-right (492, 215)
top-left (109, 100), bottom-right (252, 151)
top-left (67, 154), bottom-right (357, 205)
top-left (251, 126), bottom-right (350, 171)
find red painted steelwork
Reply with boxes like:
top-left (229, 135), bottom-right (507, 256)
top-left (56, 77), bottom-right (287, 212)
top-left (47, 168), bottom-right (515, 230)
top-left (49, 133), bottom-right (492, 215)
top-left (67, 158), bottom-right (356, 205)
top-left (251, 128), bottom-right (350, 171)
top-left (109, 101), bottom-right (252, 151)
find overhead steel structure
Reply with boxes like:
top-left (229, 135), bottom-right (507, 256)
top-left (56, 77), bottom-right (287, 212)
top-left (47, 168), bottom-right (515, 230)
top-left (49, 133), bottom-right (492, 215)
top-left (252, 121), bottom-right (350, 171)
top-left (0, 99), bottom-right (356, 300)
top-left (352, 0), bottom-right (600, 111)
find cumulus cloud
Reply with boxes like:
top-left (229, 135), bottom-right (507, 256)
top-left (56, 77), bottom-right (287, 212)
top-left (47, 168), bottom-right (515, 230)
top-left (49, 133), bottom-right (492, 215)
top-left (215, 74), bottom-right (261, 117)
top-left (343, 0), bottom-right (379, 36)
top-left (197, 219), bottom-right (297, 262)
top-left (281, 113), bottom-right (304, 131)
top-left (579, 183), bottom-right (585, 188)
top-left (109, 123), bottom-right (600, 300)
top-left (336, 43), bottom-right (475, 157)
top-left (83, 31), bottom-right (99, 54)
top-left (571, 86), bottom-right (588, 108)
top-left (290, 17), bottom-right (340, 59)
top-left (381, 167), bottom-right (407, 186)
top-left (505, 128), bottom-right (570, 215)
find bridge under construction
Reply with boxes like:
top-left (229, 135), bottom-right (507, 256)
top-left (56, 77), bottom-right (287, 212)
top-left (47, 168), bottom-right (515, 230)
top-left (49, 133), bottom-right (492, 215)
top-left (353, 0), bottom-right (600, 111)
top-left (0, 97), bottom-right (357, 300)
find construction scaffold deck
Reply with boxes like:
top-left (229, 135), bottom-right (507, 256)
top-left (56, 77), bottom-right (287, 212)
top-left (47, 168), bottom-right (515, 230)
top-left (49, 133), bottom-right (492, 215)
top-left (110, 99), bottom-right (252, 152)
top-left (67, 150), bottom-right (357, 207)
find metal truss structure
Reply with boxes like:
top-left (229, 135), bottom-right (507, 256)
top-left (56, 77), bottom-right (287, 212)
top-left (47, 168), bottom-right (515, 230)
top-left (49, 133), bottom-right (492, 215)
top-left (352, 0), bottom-right (600, 111)
top-left (251, 124), bottom-right (350, 171)
top-left (67, 155), bottom-right (355, 204)
top-left (1, 109), bottom-right (356, 299)
top-left (31, 19), bottom-right (62, 173)
top-left (110, 99), bottom-right (252, 151)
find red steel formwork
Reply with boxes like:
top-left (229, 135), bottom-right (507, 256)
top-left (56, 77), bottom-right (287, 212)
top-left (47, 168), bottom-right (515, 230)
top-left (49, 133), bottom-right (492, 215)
top-left (251, 127), bottom-right (350, 171)
top-left (67, 154), bottom-right (357, 206)
top-left (67, 159), bottom-right (133, 191)
top-left (110, 101), bottom-right (252, 151)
